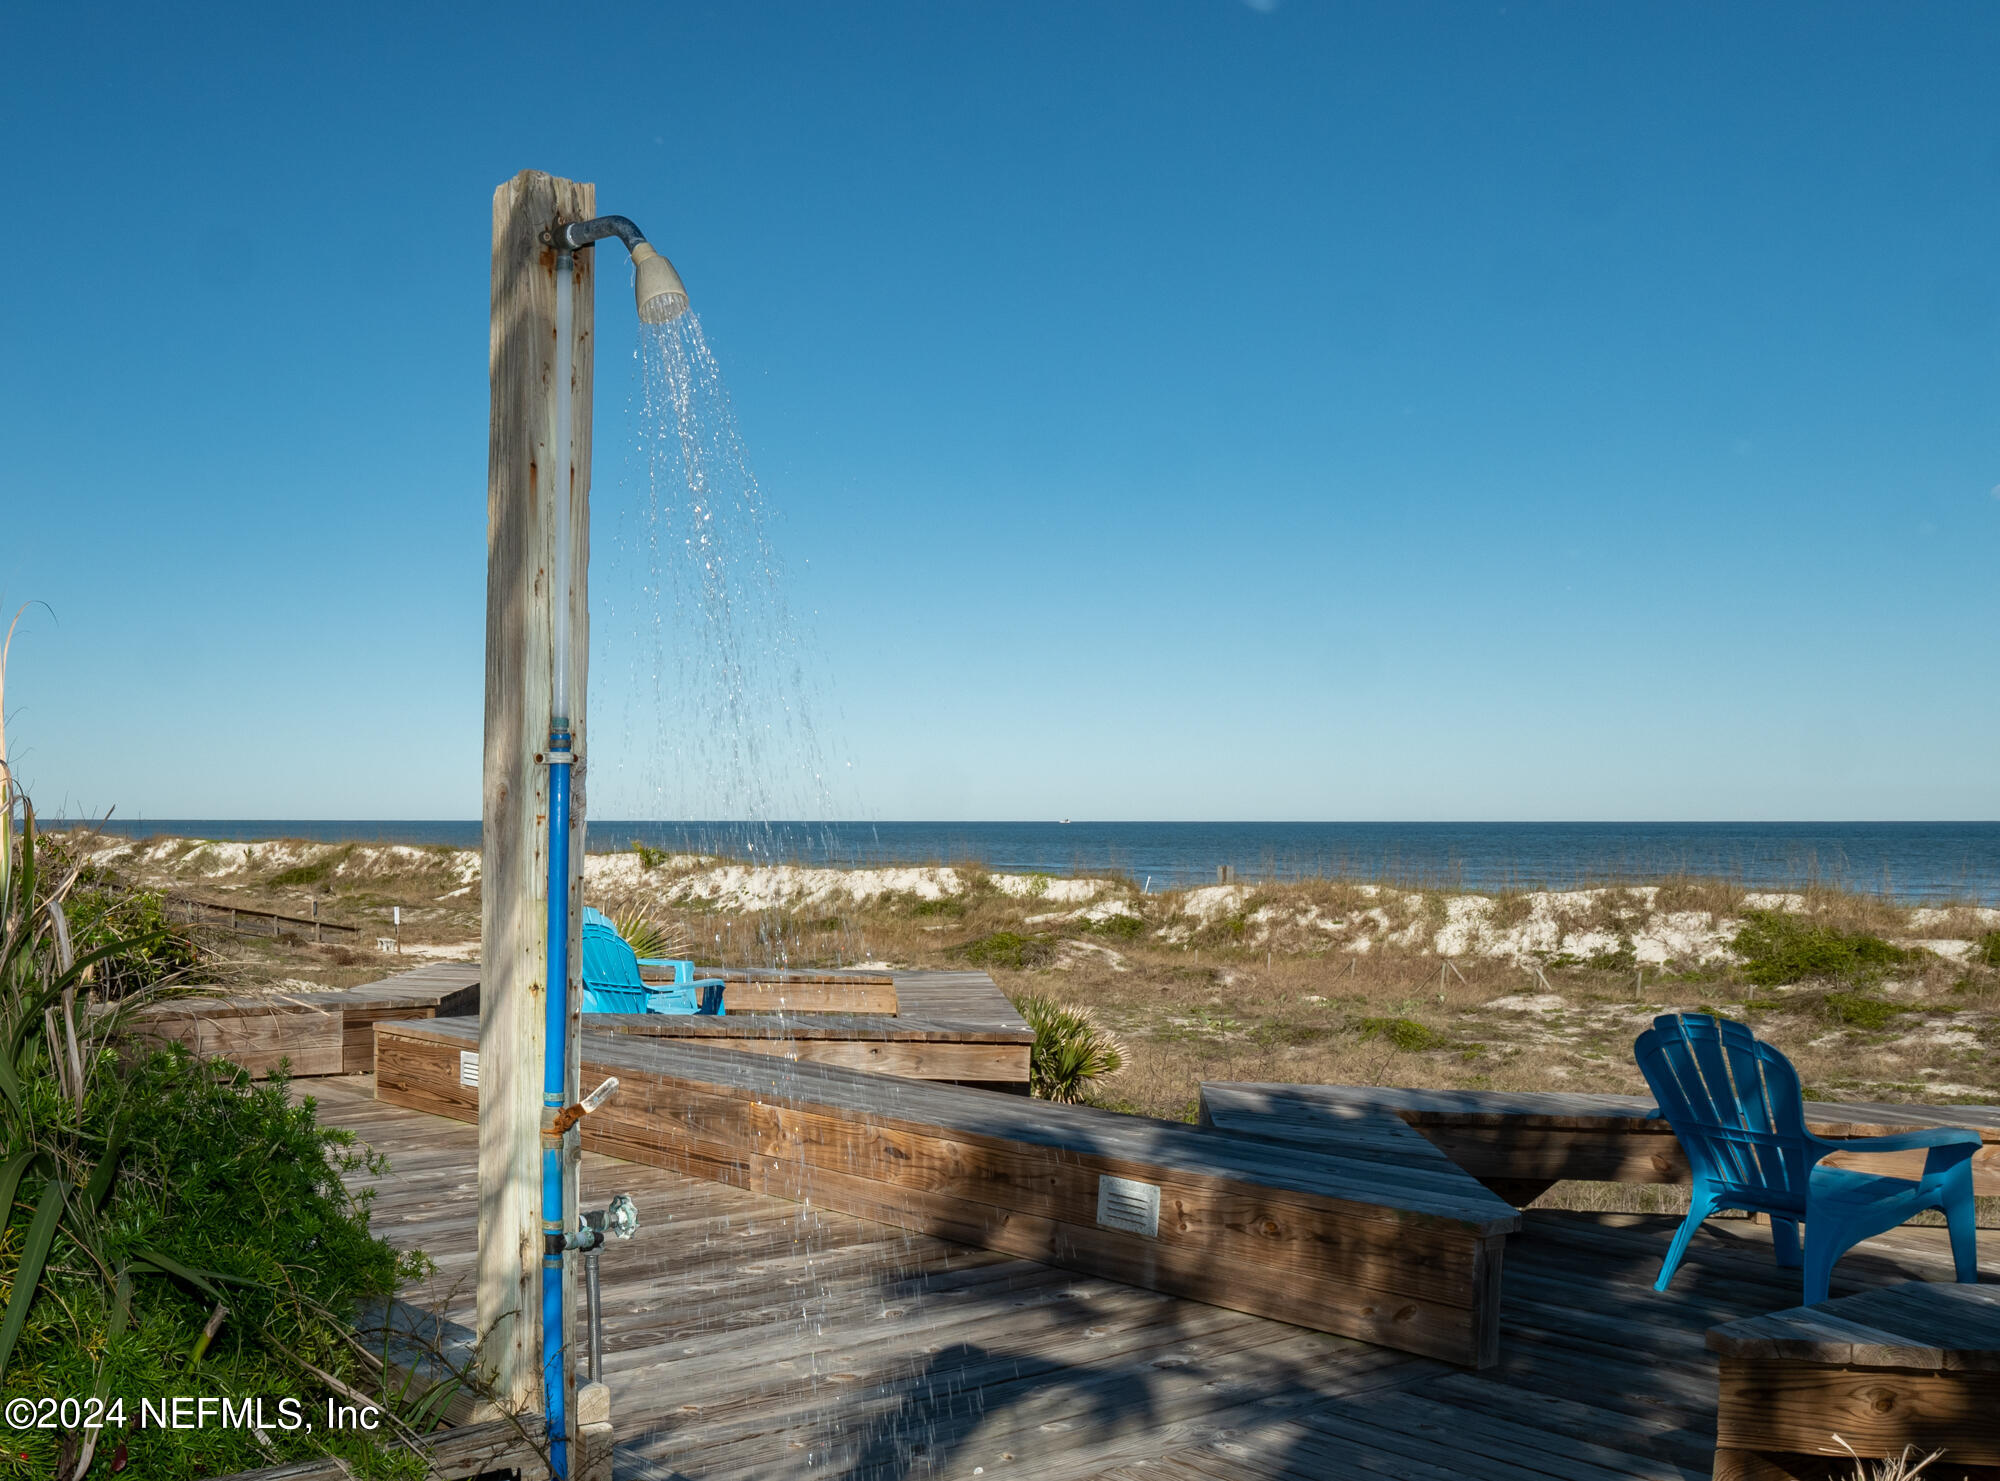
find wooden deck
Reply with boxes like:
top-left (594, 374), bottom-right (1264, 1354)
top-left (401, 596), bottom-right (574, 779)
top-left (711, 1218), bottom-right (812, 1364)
top-left (321, 1078), bottom-right (2000, 1481)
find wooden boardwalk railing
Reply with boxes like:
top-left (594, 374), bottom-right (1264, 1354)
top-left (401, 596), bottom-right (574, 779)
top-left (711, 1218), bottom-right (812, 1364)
top-left (163, 890), bottom-right (362, 943)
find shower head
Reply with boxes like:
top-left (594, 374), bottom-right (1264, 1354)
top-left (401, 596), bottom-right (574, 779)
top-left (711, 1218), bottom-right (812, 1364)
top-left (630, 243), bottom-right (688, 324)
top-left (554, 214), bottom-right (689, 324)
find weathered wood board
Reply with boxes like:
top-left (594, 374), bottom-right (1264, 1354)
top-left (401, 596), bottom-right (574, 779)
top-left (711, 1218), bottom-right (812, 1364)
top-left (593, 1016), bottom-right (1030, 1089)
top-left (649, 967), bottom-right (899, 1016)
top-left (131, 999), bottom-right (345, 1077)
top-left (125, 962), bottom-right (479, 1078)
top-left (1709, 1282), bottom-right (2000, 1476)
top-left (139, 960), bottom-right (1026, 1087)
top-left (1201, 1081), bottom-right (2000, 1200)
top-left (603, 966), bottom-right (1030, 1087)
top-left (593, 971), bottom-right (1032, 1090)
top-left (376, 1017), bottom-right (1521, 1367)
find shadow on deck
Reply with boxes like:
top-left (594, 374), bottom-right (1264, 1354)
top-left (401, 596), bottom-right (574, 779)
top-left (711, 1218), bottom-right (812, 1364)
top-left (318, 1078), bottom-right (1996, 1481)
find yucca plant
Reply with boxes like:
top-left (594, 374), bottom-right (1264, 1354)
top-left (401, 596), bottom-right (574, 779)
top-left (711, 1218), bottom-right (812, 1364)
top-left (1012, 994), bottom-right (1126, 1104)
top-left (0, 795), bottom-right (438, 1478)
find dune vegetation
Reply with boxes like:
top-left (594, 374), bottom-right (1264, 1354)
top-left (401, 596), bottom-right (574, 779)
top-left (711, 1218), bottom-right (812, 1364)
top-left (63, 832), bottom-right (2000, 1136)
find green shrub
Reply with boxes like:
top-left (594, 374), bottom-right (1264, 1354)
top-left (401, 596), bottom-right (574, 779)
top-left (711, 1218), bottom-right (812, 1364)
top-left (1, 805), bottom-right (433, 1478)
top-left (1011, 994), bottom-right (1125, 1103)
top-left (1978, 931), bottom-right (2000, 969)
top-left (1086, 912), bottom-right (1144, 941)
top-left (55, 872), bottom-right (197, 998)
top-left (630, 839), bottom-right (668, 871)
top-left (1821, 991), bottom-right (1916, 1030)
top-left (1356, 1016), bottom-right (1449, 1052)
top-left (956, 931), bottom-right (1056, 971)
top-left (267, 847), bottom-right (348, 889)
top-left (909, 896), bottom-right (965, 919)
top-left (1253, 1020), bottom-right (1333, 1048)
top-left (1732, 910), bottom-right (1914, 986)
top-left (1585, 942), bottom-right (1637, 972)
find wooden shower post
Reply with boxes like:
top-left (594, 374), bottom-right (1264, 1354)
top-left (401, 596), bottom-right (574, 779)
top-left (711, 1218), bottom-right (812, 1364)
top-left (477, 169), bottom-right (594, 1418)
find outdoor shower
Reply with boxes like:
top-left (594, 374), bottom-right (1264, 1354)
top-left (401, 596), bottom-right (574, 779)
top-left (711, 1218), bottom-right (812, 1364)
top-left (537, 209), bottom-right (687, 1479)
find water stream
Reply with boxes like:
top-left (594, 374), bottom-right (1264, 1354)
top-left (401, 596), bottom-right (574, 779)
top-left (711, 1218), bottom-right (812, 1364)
top-left (601, 308), bottom-right (945, 1475)
top-left (598, 312), bottom-right (841, 864)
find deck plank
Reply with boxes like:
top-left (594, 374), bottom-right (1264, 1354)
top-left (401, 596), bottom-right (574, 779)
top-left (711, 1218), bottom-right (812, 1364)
top-left (310, 1077), bottom-right (2000, 1481)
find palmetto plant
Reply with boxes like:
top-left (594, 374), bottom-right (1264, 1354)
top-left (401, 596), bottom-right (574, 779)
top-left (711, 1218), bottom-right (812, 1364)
top-left (1011, 994), bottom-right (1126, 1105)
top-left (613, 908), bottom-right (694, 962)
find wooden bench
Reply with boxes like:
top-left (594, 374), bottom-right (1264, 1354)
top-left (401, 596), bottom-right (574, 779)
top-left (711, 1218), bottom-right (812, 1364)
top-left (654, 965), bottom-right (899, 1015)
top-left (1200, 1082), bottom-right (2000, 1204)
top-left (1708, 1281), bottom-right (2000, 1480)
top-left (602, 967), bottom-right (1032, 1090)
top-left (124, 962), bottom-right (480, 1078)
top-left (133, 964), bottom-right (1035, 1088)
top-left (592, 1009), bottom-right (1033, 1091)
top-left (375, 1017), bottom-right (1523, 1366)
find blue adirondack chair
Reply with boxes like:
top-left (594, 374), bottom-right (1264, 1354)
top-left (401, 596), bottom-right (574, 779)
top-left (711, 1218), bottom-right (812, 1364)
top-left (1633, 1012), bottom-right (1979, 1304)
top-left (579, 907), bottom-right (726, 1016)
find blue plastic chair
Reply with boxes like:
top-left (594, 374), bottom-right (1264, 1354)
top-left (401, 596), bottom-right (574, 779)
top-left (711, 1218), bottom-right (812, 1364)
top-left (579, 907), bottom-right (725, 1016)
top-left (1633, 1012), bottom-right (1978, 1304)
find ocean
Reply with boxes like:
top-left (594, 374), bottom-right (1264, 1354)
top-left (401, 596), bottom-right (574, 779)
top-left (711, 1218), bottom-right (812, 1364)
top-left (59, 819), bottom-right (2000, 903)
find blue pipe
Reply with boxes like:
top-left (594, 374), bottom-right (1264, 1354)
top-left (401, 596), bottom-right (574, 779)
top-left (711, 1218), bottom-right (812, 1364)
top-left (543, 720), bottom-right (573, 1478)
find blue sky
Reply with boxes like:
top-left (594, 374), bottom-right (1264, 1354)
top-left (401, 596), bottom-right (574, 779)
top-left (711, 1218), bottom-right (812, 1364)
top-left (4, 2), bottom-right (1996, 822)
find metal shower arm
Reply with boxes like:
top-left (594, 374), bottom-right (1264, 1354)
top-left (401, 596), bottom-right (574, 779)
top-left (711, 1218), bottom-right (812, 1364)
top-left (557, 215), bottom-right (650, 253)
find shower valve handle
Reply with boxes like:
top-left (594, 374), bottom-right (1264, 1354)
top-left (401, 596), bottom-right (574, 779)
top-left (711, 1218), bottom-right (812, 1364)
top-left (549, 1076), bottom-right (621, 1136)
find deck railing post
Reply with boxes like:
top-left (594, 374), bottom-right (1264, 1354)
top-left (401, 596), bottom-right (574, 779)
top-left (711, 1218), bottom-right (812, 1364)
top-left (478, 169), bottom-right (594, 1439)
